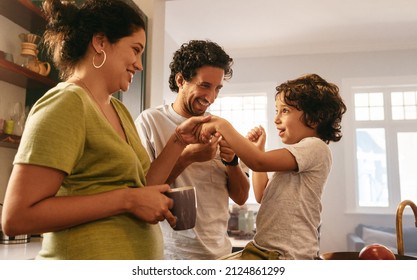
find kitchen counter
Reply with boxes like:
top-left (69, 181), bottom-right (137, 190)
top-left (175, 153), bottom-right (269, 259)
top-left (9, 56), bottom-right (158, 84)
top-left (0, 236), bottom-right (42, 260)
top-left (230, 237), bottom-right (252, 252)
top-left (0, 236), bottom-right (249, 259)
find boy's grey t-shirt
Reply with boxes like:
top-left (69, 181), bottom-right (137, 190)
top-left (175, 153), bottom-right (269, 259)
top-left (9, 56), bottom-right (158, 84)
top-left (253, 137), bottom-right (332, 260)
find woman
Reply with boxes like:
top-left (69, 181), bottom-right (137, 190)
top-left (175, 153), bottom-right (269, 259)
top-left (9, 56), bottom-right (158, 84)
top-left (1, 0), bottom-right (210, 260)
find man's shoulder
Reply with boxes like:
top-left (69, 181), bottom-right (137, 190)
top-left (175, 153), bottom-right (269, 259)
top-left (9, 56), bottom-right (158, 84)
top-left (141, 104), bottom-right (167, 114)
top-left (137, 104), bottom-right (167, 120)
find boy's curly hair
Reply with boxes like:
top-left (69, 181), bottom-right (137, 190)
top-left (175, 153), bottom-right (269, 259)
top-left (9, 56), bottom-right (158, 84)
top-left (276, 74), bottom-right (347, 143)
top-left (168, 40), bottom-right (233, 92)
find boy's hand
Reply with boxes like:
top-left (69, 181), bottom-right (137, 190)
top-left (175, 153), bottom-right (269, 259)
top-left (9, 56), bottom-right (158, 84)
top-left (246, 126), bottom-right (266, 151)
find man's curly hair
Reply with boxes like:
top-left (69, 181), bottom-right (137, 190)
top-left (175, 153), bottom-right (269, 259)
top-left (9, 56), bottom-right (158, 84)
top-left (168, 40), bottom-right (233, 92)
top-left (276, 74), bottom-right (347, 144)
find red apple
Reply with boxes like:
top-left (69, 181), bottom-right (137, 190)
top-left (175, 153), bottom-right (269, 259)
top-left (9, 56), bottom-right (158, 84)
top-left (358, 243), bottom-right (396, 260)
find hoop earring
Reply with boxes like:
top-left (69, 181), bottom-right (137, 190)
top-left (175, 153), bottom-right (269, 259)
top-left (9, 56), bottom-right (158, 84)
top-left (92, 50), bottom-right (106, 69)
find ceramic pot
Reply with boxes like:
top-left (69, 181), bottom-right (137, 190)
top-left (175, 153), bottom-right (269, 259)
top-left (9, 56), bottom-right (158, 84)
top-left (38, 60), bottom-right (51, 76)
top-left (20, 42), bottom-right (38, 57)
top-left (24, 56), bottom-right (40, 73)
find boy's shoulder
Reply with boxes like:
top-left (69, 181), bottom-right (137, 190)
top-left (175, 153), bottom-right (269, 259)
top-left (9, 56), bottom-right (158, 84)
top-left (288, 137), bottom-right (331, 158)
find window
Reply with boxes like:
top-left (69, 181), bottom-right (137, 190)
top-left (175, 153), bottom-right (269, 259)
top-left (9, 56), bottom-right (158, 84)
top-left (209, 93), bottom-right (268, 205)
top-left (209, 94), bottom-right (268, 137)
top-left (344, 76), bottom-right (417, 214)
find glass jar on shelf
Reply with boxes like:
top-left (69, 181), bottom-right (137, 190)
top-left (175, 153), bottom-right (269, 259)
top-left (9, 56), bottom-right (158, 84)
top-left (19, 33), bottom-right (41, 72)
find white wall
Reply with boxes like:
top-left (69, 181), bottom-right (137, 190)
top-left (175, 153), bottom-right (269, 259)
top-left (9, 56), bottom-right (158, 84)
top-left (134, 0), bottom-right (166, 111)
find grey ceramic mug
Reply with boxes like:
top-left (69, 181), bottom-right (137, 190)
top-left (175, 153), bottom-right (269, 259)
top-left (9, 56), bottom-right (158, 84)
top-left (165, 186), bottom-right (196, 230)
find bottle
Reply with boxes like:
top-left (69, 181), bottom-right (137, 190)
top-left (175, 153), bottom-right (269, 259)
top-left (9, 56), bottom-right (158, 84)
top-left (228, 211), bottom-right (239, 231)
top-left (246, 210), bottom-right (255, 233)
top-left (3, 119), bottom-right (15, 135)
top-left (238, 209), bottom-right (247, 233)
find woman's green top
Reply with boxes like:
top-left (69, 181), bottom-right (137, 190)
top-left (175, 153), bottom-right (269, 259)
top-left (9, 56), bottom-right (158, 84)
top-left (14, 82), bottom-right (163, 259)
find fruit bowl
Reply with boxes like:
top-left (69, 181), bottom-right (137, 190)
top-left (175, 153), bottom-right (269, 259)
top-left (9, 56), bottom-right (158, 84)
top-left (319, 251), bottom-right (416, 260)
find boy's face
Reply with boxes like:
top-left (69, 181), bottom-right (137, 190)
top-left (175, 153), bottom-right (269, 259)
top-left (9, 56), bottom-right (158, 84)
top-left (274, 94), bottom-right (318, 144)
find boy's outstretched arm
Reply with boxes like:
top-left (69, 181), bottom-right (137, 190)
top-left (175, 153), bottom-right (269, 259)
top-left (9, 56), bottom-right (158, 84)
top-left (200, 116), bottom-right (298, 173)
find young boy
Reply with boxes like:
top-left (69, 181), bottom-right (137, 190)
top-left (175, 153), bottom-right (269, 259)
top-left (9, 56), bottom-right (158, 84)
top-left (199, 73), bottom-right (347, 259)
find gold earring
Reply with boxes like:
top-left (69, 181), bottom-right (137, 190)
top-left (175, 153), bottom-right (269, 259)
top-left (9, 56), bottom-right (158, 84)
top-left (92, 50), bottom-right (106, 69)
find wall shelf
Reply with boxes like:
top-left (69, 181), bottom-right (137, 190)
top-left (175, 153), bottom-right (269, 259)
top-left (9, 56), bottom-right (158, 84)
top-left (0, 133), bottom-right (20, 150)
top-left (0, 0), bottom-right (46, 33)
top-left (0, 0), bottom-right (58, 144)
top-left (0, 51), bottom-right (57, 89)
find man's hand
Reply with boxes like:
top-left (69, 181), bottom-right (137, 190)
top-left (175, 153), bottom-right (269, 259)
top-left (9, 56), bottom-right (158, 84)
top-left (182, 134), bottom-right (221, 163)
top-left (218, 137), bottom-right (236, 162)
top-left (176, 115), bottom-right (212, 145)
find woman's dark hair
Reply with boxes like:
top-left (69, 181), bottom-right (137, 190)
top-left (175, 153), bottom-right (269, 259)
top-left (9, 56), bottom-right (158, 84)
top-left (168, 40), bottom-right (233, 92)
top-left (275, 73), bottom-right (347, 143)
top-left (42, 0), bottom-right (146, 80)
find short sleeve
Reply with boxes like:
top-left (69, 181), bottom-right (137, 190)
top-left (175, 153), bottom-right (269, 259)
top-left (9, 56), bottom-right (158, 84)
top-left (14, 85), bottom-right (86, 174)
top-left (285, 137), bottom-right (332, 173)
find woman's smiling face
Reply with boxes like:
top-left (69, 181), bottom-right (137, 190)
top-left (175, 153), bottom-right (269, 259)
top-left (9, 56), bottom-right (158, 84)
top-left (106, 28), bottom-right (146, 93)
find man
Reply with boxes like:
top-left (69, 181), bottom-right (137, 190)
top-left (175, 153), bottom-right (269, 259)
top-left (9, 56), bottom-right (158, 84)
top-left (135, 40), bottom-right (250, 260)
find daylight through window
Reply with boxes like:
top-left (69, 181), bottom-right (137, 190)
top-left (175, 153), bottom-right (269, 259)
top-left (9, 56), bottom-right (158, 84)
top-left (347, 79), bottom-right (417, 213)
top-left (209, 93), bottom-right (268, 205)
